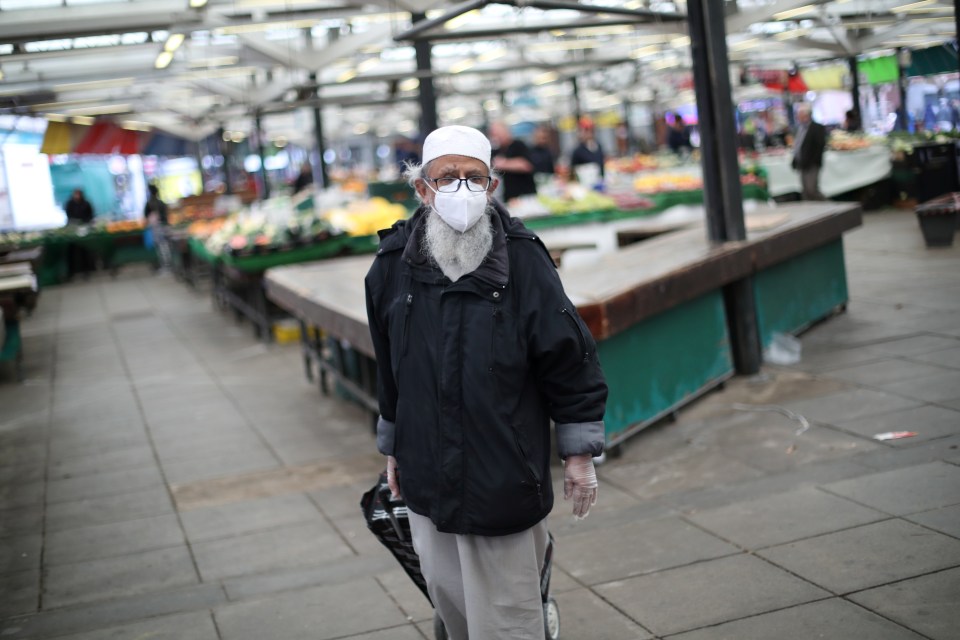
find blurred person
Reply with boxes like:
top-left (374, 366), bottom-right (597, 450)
top-left (569, 120), bottom-right (605, 180)
top-left (488, 121), bottom-right (537, 201)
top-left (143, 184), bottom-right (168, 225)
top-left (791, 103), bottom-right (827, 201)
top-left (667, 113), bottom-right (692, 155)
top-left (394, 136), bottom-right (421, 171)
top-left (366, 125), bottom-right (607, 640)
top-left (64, 189), bottom-right (95, 278)
top-left (843, 109), bottom-right (861, 132)
top-left (293, 162), bottom-right (314, 193)
top-left (65, 188), bottom-right (94, 224)
top-left (528, 125), bottom-right (556, 175)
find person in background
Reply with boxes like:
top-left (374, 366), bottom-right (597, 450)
top-left (569, 120), bottom-right (605, 180)
top-left (791, 103), bottom-right (827, 201)
top-left (65, 188), bottom-right (94, 224)
top-left (144, 184), bottom-right (168, 225)
top-left (366, 125), bottom-right (607, 640)
top-left (293, 162), bottom-right (314, 193)
top-left (667, 113), bottom-right (692, 155)
top-left (528, 125), bottom-right (556, 176)
top-left (64, 189), bottom-right (95, 278)
top-left (843, 109), bottom-right (861, 132)
top-left (394, 136), bottom-right (421, 172)
top-left (488, 121), bottom-right (537, 201)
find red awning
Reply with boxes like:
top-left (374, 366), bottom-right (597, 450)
top-left (73, 121), bottom-right (143, 155)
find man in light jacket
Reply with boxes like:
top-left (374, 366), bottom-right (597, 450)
top-left (365, 125), bottom-right (607, 639)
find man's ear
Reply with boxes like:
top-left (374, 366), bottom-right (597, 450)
top-left (489, 178), bottom-right (500, 194)
top-left (414, 179), bottom-right (430, 201)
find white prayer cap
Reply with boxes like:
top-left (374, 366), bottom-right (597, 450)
top-left (421, 125), bottom-right (491, 170)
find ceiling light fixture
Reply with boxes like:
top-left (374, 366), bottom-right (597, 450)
top-left (773, 5), bottom-right (816, 20)
top-left (46, 114), bottom-right (69, 122)
top-left (72, 116), bottom-right (95, 125)
top-left (449, 59), bottom-right (475, 74)
top-left (155, 50), bottom-right (174, 69)
top-left (164, 33), bottom-right (186, 52)
top-left (337, 69), bottom-right (357, 82)
top-left (398, 78), bottom-right (420, 91)
top-left (187, 56), bottom-right (239, 68)
top-left (890, 0), bottom-right (937, 12)
top-left (53, 77), bottom-right (136, 92)
top-left (189, 0), bottom-right (209, 7)
top-left (533, 71), bottom-right (559, 85)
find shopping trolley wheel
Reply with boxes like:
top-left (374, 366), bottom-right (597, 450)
top-left (544, 597), bottom-right (560, 640)
top-left (433, 612), bottom-right (448, 640)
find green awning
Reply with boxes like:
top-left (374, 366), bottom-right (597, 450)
top-left (858, 55), bottom-right (898, 85)
top-left (907, 44), bottom-right (958, 77)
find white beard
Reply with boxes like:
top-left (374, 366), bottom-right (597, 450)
top-left (423, 205), bottom-right (494, 282)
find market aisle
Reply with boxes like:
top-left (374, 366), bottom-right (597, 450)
top-left (1, 209), bottom-right (959, 640)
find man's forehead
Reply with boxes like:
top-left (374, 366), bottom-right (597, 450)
top-left (428, 156), bottom-right (488, 175)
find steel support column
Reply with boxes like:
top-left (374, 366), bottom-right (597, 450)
top-left (570, 76), bottom-right (582, 123)
top-left (217, 125), bottom-right (233, 195)
top-left (896, 47), bottom-right (909, 131)
top-left (255, 113), bottom-right (270, 200)
top-left (308, 72), bottom-right (329, 189)
top-left (848, 56), bottom-right (861, 131)
top-left (413, 13), bottom-right (438, 135)
top-left (688, 0), bottom-right (761, 375)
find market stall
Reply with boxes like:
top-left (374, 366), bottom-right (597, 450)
top-left (0, 261), bottom-right (40, 381)
top-left (759, 146), bottom-right (893, 199)
top-left (265, 201), bottom-right (861, 449)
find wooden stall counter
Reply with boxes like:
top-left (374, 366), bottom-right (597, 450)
top-left (266, 201), bottom-right (862, 449)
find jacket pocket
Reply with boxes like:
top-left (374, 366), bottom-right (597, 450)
top-left (561, 307), bottom-right (589, 364)
top-left (512, 425), bottom-right (542, 498)
top-left (401, 293), bottom-right (413, 357)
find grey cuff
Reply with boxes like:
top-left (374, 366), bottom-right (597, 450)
top-left (556, 421), bottom-right (605, 459)
top-left (377, 417), bottom-right (396, 456)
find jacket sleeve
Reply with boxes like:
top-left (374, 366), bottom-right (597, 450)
top-left (365, 263), bottom-right (397, 456)
top-left (526, 245), bottom-right (608, 459)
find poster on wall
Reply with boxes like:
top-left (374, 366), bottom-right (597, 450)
top-left (2, 144), bottom-right (65, 230)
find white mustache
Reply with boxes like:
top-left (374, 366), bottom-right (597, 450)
top-left (423, 206), bottom-right (494, 282)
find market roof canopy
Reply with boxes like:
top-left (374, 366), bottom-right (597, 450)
top-left (142, 132), bottom-right (193, 157)
top-left (73, 121), bottom-right (141, 155)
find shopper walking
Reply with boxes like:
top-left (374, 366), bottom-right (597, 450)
top-left (792, 103), bottom-right (827, 201)
top-left (64, 189), bottom-right (96, 278)
top-left (529, 125), bottom-right (556, 176)
top-left (365, 125), bottom-right (607, 640)
top-left (488, 121), bottom-right (537, 201)
top-left (569, 120), bottom-right (606, 183)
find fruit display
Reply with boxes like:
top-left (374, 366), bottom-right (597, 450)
top-left (0, 230), bottom-right (44, 250)
top-left (537, 184), bottom-right (617, 215)
top-left (828, 131), bottom-right (873, 151)
top-left (608, 192), bottom-right (656, 211)
top-left (606, 152), bottom-right (685, 175)
top-left (202, 209), bottom-right (336, 257)
top-left (322, 197), bottom-right (409, 237)
top-left (633, 172), bottom-right (703, 194)
top-left (102, 220), bottom-right (145, 233)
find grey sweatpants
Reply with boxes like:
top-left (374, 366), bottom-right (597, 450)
top-left (408, 510), bottom-right (549, 640)
top-left (800, 166), bottom-right (826, 201)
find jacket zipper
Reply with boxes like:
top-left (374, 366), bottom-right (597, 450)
top-left (401, 293), bottom-right (413, 356)
top-left (561, 307), bottom-right (589, 363)
top-left (513, 430), bottom-right (542, 498)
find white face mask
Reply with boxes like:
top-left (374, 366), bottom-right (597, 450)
top-left (430, 188), bottom-right (488, 233)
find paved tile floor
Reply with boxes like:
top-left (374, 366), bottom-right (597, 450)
top-left (1, 208), bottom-right (958, 639)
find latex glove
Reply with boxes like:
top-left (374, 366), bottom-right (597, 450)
top-left (386, 455), bottom-right (401, 500)
top-left (563, 454), bottom-right (598, 519)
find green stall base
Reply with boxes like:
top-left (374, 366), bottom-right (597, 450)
top-left (753, 239), bottom-right (849, 347)
top-left (598, 290), bottom-right (734, 447)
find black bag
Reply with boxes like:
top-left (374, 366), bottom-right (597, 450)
top-left (360, 472), bottom-right (432, 604)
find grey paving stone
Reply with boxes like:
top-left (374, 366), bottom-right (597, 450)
top-left (161, 447), bottom-right (280, 486)
top-left (758, 519), bottom-right (960, 594)
top-left (191, 521), bottom-right (354, 581)
top-left (686, 487), bottom-right (889, 550)
top-left (48, 432), bottom-right (150, 461)
top-left (43, 545), bottom-right (199, 610)
top-left (0, 569), bottom-right (38, 619)
top-left (872, 335), bottom-right (960, 357)
top-left (374, 568), bottom-right (435, 624)
top-left (0, 442), bottom-right (46, 469)
top-left (46, 465), bottom-right (164, 504)
top-left (45, 486), bottom-right (174, 533)
top-left (906, 504), bottom-right (960, 539)
top-left (669, 598), bottom-right (926, 640)
top-left (834, 404), bottom-right (960, 445)
top-left (222, 553), bottom-right (395, 602)
top-left (48, 445), bottom-right (156, 479)
top-left (907, 346), bottom-right (960, 371)
top-left (44, 514), bottom-right (185, 566)
top-left (45, 611), bottom-right (220, 640)
top-left (0, 506), bottom-right (43, 539)
top-left (782, 389), bottom-right (923, 425)
top-left (555, 516), bottom-right (737, 585)
top-left (880, 371), bottom-right (960, 404)
top-left (849, 567), bottom-right (960, 640)
top-left (824, 358), bottom-right (954, 387)
top-left (792, 344), bottom-right (890, 373)
top-left (339, 625), bottom-right (425, 640)
top-left (821, 461), bottom-right (960, 515)
top-left (0, 533), bottom-right (41, 574)
top-left (0, 481), bottom-right (44, 510)
top-left (180, 493), bottom-right (323, 543)
top-left (214, 578), bottom-right (408, 640)
top-left (594, 554), bottom-right (828, 637)
top-left (551, 588), bottom-right (653, 639)
top-left (0, 462), bottom-right (45, 486)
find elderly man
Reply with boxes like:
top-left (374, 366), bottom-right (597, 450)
top-left (791, 103), bottom-right (827, 201)
top-left (365, 125), bottom-right (607, 639)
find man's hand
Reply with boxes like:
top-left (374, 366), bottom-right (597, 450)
top-left (563, 454), bottom-right (598, 519)
top-left (386, 455), bottom-right (401, 500)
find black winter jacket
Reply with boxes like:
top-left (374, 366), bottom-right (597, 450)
top-left (365, 202), bottom-right (608, 536)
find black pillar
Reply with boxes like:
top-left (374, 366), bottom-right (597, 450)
top-left (848, 56), bottom-right (861, 131)
top-left (254, 113), bottom-right (270, 200)
top-left (570, 76), bottom-right (583, 123)
top-left (309, 72), bottom-right (329, 189)
top-left (956, 0), bottom-right (960, 76)
top-left (412, 13), bottom-right (438, 135)
top-left (217, 125), bottom-right (233, 195)
top-left (688, 0), bottom-right (761, 375)
top-left (896, 47), bottom-right (909, 131)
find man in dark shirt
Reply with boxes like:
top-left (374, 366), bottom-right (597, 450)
top-left (528, 125), bottom-right (556, 176)
top-left (667, 114), bottom-right (692, 155)
top-left (488, 121), bottom-right (537, 202)
top-left (65, 189), bottom-right (94, 224)
top-left (569, 122), bottom-right (606, 184)
top-left (144, 184), bottom-right (168, 225)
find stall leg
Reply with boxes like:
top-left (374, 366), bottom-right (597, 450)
top-left (300, 319), bottom-right (314, 382)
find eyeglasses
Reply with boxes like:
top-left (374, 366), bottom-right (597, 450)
top-left (426, 176), bottom-right (492, 193)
